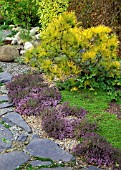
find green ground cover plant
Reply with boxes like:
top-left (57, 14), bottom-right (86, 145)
top-left (61, 89), bottom-right (121, 150)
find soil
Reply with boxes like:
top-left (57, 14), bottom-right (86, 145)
top-left (106, 102), bottom-right (121, 120)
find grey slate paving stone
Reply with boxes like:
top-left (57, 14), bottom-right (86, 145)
top-left (0, 85), bottom-right (9, 94)
top-left (2, 112), bottom-right (32, 133)
top-left (0, 102), bottom-right (13, 109)
top-left (41, 167), bottom-right (73, 170)
top-left (0, 124), bottom-right (13, 152)
top-left (26, 138), bottom-right (75, 162)
top-left (0, 150), bottom-right (30, 170)
top-left (30, 160), bottom-right (52, 167)
top-left (80, 166), bottom-right (103, 170)
top-left (0, 95), bottom-right (9, 102)
top-left (0, 71), bottom-right (12, 83)
top-left (17, 133), bottom-right (28, 142)
top-left (0, 108), bottom-right (13, 116)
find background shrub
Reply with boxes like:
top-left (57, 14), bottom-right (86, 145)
top-left (36, 0), bottom-right (69, 30)
top-left (68, 0), bottom-right (121, 57)
top-left (0, 0), bottom-right (39, 29)
top-left (24, 12), bottom-right (121, 99)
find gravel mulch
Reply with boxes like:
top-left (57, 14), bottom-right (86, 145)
top-left (0, 61), bottom-right (32, 76)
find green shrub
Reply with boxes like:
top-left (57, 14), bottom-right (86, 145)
top-left (68, 0), bottom-right (121, 57)
top-left (0, 0), bottom-right (39, 29)
top-left (36, 0), bottom-right (69, 30)
top-left (24, 12), bottom-right (121, 99)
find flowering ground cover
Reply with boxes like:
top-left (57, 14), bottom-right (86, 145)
top-left (6, 72), bottom-right (121, 169)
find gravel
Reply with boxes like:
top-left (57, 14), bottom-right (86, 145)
top-left (0, 61), bottom-right (32, 76)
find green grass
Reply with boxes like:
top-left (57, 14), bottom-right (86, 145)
top-left (61, 89), bottom-right (121, 149)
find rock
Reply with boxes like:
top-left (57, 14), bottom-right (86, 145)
top-left (30, 27), bottom-right (39, 36)
top-left (17, 133), bottom-right (28, 142)
top-left (0, 151), bottom-right (30, 170)
top-left (0, 85), bottom-right (9, 94)
top-left (2, 112), bottom-right (32, 133)
top-left (24, 42), bottom-right (33, 51)
top-left (0, 45), bottom-right (19, 62)
top-left (41, 168), bottom-right (73, 170)
top-left (0, 102), bottom-right (13, 109)
top-left (9, 25), bottom-right (15, 28)
top-left (35, 33), bottom-right (40, 40)
top-left (30, 160), bottom-right (52, 167)
top-left (0, 72), bottom-right (12, 83)
top-left (26, 138), bottom-right (75, 162)
top-left (80, 166), bottom-right (103, 170)
top-left (0, 108), bottom-right (13, 116)
top-left (14, 32), bottom-right (20, 39)
top-left (12, 27), bottom-right (21, 32)
top-left (5, 37), bottom-right (13, 41)
top-left (11, 38), bottom-right (17, 45)
top-left (18, 40), bottom-right (24, 45)
top-left (20, 50), bottom-right (26, 55)
top-left (0, 124), bottom-right (13, 152)
top-left (0, 95), bottom-right (9, 102)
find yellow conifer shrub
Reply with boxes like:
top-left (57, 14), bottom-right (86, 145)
top-left (24, 12), bottom-right (120, 95)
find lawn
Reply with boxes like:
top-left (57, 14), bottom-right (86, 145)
top-left (61, 89), bottom-right (121, 149)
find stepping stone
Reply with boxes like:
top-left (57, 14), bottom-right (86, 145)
top-left (0, 124), bottom-right (13, 152)
top-left (41, 168), bottom-right (73, 170)
top-left (0, 85), bottom-right (9, 94)
top-left (0, 151), bottom-right (30, 170)
top-left (30, 160), bottom-right (52, 167)
top-left (81, 166), bottom-right (103, 170)
top-left (0, 108), bottom-right (13, 116)
top-left (2, 112), bottom-right (32, 133)
top-left (0, 102), bottom-right (13, 109)
top-left (26, 138), bottom-right (75, 162)
top-left (17, 133), bottom-right (28, 142)
top-left (0, 72), bottom-right (12, 83)
top-left (0, 95), bottom-right (9, 102)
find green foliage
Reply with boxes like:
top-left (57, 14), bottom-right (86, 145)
top-left (19, 29), bottom-right (32, 42)
top-left (68, 0), bottom-right (121, 57)
top-left (60, 89), bottom-right (121, 149)
top-left (0, 24), bottom-right (11, 30)
top-left (0, 32), bottom-right (4, 46)
top-left (36, 0), bottom-right (69, 30)
top-left (0, 0), bottom-right (39, 29)
top-left (24, 12), bottom-right (121, 99)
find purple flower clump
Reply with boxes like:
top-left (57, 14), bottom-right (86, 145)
top-left (73, 132), bottom-right (121, 168)
top-left (6, 73), bottom-right (61, 116)
top-left (41, 103), bottom-right (87, 139)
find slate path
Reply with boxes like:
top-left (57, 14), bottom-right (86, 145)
top-left (0, 72), bottom-right (104, 170)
